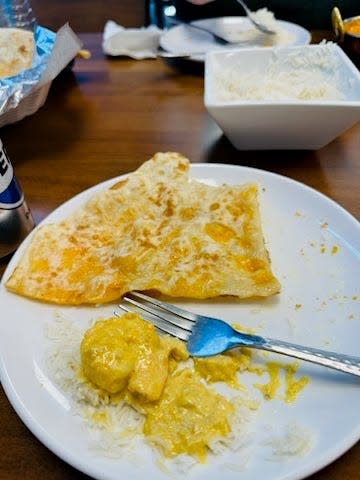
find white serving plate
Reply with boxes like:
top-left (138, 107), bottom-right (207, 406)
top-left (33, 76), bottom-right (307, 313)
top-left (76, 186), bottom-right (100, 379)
top-left (160, 16), bottom-right (311, 62)
top-left (0, 163), bottom-right (359, 480)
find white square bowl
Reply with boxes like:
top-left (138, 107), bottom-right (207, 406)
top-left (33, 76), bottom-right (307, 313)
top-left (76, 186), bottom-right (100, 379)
top-left (204, 44), bottom-right (360, 150)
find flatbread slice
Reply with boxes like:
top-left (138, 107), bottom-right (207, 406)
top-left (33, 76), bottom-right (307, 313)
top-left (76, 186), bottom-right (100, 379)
top-left (6, 152), bottom-right (280, 304)
top-left (0, 27), bottom-right (34, 78)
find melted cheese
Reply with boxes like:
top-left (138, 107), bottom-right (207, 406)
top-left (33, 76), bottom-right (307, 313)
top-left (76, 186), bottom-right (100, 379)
top-left (6, 152), bottom-right (280, 304)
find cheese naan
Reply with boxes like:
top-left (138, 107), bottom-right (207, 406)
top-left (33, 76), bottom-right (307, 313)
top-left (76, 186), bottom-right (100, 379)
top-left (6, 152), bottom-right (280, 304)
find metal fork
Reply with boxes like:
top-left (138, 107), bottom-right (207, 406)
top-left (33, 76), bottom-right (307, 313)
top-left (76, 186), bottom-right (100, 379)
top-left (117, 292), bottom-right (360, 377)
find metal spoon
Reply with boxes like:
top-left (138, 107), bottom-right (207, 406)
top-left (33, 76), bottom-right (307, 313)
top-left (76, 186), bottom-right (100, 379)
top-left (235, 0), bottom-right (276, 35)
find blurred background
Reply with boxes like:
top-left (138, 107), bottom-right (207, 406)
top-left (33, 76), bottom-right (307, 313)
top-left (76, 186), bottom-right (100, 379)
top-left (29, 0), bottom-right (359, 32)
top-left (30, 0), bottom-right (147, 31)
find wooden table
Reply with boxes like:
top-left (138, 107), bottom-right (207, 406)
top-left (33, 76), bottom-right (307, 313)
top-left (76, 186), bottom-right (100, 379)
top-left (0, 33), bottom-right (359, 480)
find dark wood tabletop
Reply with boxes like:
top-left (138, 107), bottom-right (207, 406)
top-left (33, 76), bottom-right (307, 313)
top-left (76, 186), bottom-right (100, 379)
top-left (0, 32), bottom-right (359, 480)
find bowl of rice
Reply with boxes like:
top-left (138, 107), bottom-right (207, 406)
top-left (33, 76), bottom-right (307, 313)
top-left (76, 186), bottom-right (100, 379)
top-left (204, 43), bottom-right (360, 150)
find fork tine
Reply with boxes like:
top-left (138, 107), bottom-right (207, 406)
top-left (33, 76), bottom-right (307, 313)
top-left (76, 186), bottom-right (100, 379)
top-left (124, 295), bottom-right (194, 332)
top-left (114, 304), bottom-right (132, 316)
top-left (125, 294), bottom-right (194, 331)
top-left (128, 291), bottom-right (199, 323)
top-left (119, 297), bottom-right (191, 341)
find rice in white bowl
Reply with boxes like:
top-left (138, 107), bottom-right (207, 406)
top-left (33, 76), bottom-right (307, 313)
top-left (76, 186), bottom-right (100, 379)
top-left (212, 42), bottom-right (345, 102)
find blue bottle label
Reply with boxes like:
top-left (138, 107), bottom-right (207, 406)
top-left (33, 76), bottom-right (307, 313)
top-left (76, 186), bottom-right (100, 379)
top-left (0, 144), bottom-right (24, 209)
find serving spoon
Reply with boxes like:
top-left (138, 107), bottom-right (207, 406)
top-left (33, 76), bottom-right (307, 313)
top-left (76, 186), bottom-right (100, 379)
top-left (235, 0), bottom-right (276, 35)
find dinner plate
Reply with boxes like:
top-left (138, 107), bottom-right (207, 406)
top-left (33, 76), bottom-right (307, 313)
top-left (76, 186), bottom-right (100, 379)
top-left (0, 163), bottom-right (359, 480)
top-left (160, 17), bottom-right (311, 62)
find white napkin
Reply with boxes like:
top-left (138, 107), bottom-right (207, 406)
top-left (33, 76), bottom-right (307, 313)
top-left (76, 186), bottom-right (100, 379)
top-left (102, 20), bottom-right (163, 59)
top-left (38, 24), bottom-right (83, 86)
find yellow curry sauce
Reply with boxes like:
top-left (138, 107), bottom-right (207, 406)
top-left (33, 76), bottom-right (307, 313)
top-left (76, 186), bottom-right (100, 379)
top-left (80, 313), bottom-right (234, 461)
top-left (142, 369), bottom-right (234, 461)
top-left (194, 349), bottom-right (251, 387)
top-left (80, 313), bottom-right (188, 401)
top-left (80, 313), bottom-right (309, 461)
top-left (254, 361), bottom-right (309, 402)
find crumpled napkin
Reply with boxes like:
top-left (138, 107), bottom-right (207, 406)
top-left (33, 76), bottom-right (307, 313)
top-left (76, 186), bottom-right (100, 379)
top-left (102, 20), bottom-right (163, 59)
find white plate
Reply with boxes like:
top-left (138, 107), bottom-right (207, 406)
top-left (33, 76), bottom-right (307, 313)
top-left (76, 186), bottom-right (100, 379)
top-left (0, 164), bottom-right (359, 480)
top-left (160, 16), bottom-right (311, 62)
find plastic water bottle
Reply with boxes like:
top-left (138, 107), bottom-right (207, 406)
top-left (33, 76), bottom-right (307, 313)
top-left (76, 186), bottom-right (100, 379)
top-left (0, 139), bottom-right (34, 258)
top-left (0, 0), bottom-right (36, 30)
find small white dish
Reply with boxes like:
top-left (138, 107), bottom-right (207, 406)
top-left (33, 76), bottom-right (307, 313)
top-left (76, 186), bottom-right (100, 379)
top-left (160, 16), bottom-right (311, 62)
top-left (204, 43), bottom-right (360, 150)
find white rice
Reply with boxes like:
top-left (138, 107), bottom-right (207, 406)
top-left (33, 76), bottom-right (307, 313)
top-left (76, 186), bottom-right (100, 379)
top-left (262, 421), bottom-right (316, 460)
top-left (212, 43), bottom-right (344, 102)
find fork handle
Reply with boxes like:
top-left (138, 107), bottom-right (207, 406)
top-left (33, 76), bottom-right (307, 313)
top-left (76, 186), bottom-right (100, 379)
top-left (257, 337), bottom-right (360, 377)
